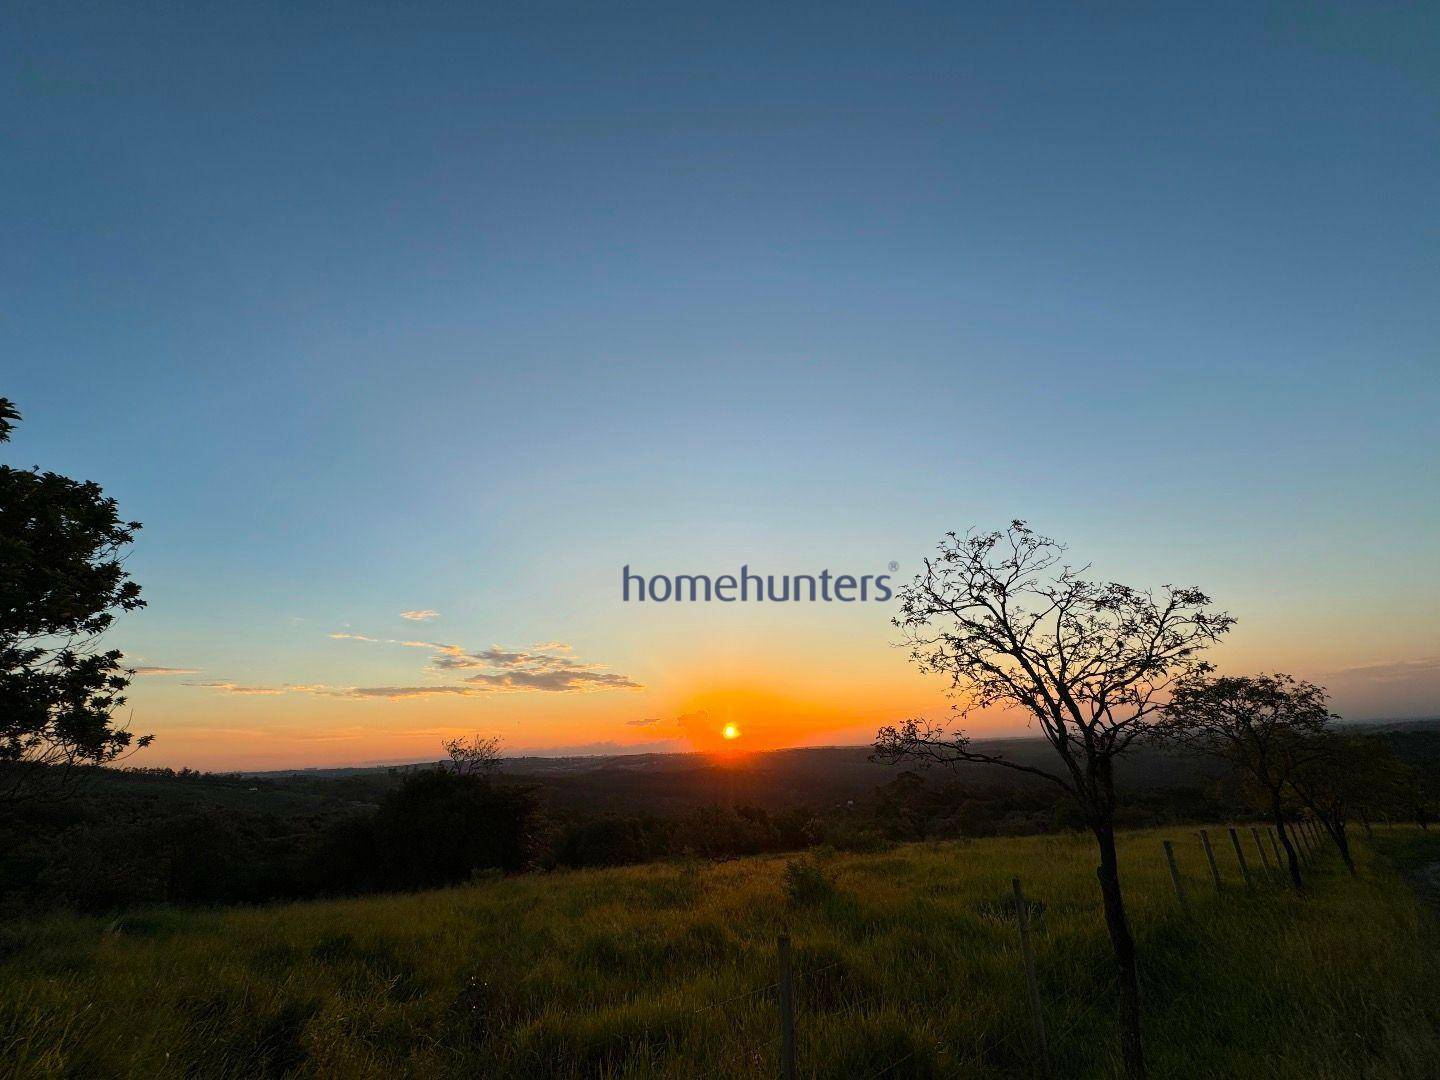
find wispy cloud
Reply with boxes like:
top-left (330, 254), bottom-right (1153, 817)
top-left (326, 685), bottom-right (479, 700)
top-left (430, 644), bottom-right (592, 672)
top-left (463, 668), bottom-right (642, 692)
top-left (184, 681), bottom-right (474, 701)
top-left (132, 666), bottom-right (200, 676)
top-left (624, 714), bottom-right (695, 732)
top-left (512, 739), bottom-right (685, 757)
top-left (331, 632), bottom-right (451, 650)
top-left (185, 681), bottom-right (287, 696)
top-left (400, 610), bottom-right (440, 621)
top-left (1325, 657), bottom-right (1440, 682)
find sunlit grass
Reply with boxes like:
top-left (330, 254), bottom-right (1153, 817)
top-left (1, 827), bottom-right (1436, 1078)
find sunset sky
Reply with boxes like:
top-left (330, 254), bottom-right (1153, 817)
top-left (4, 4), bottom-right (1437, 769)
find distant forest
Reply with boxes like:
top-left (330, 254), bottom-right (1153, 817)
top-left (3, 723), bottom-right (1437, 914)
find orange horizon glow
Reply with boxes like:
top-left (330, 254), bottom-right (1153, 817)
top-left (111, 615), bottom-right (1423, 773)
top-left (119, 667), bottom-right (967, 771)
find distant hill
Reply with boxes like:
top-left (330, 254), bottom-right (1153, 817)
top-left (13, 716), bottom-right (1422, 826)
top-left (219, 737), bottom-right (1222, 815)
top-left (214, 717), bottom-right (1440, 814)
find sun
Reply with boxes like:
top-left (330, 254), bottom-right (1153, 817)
top-left (721, 723), bottom-right (740, 740)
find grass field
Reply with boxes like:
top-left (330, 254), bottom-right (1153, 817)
top-left (2, 825), bottom-right (1437, 1079)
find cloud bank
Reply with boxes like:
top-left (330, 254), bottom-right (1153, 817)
top-left (191, 636), bottom-right (642, 701)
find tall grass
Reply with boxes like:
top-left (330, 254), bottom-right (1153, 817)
top-left (1, 826), bottom-right (1436, 1078)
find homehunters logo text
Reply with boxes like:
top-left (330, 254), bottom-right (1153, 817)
top-left (622, 566), bottom-right (894, 603)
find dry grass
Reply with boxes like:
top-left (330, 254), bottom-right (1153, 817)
top-left (1, 825), bottom-right (1436, 1078)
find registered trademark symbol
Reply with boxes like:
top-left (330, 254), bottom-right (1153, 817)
top-left (888, 561), bottom-right (899, 572)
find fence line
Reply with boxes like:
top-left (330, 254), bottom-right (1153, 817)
top-left (690, 979), bottom-right (778, 1014)
top-left (683, 818), bottom-right (1356, 1078)
top-left (1250, 826), bottom-right (1274, 879)
top-left (1163, 839), bottom-right (1187, 911)
top-left (1267, 827), bottom-right (1286, 880)
top-left (1162, 818), bottom-right (1345, 912)
top-left (1199, 829), bottom-right (1223, 892)
top-left (1228, 828), bottom-right (1255, 893)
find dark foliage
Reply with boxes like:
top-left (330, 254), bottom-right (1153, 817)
top-left (0, 397), bottom-right (149, 804)
top-left (369, 769), bottom-right (540, 889)
top-left (0, 764), bottom-right (542, 911)
top-left (1, 734), bottom-right (1435, 915)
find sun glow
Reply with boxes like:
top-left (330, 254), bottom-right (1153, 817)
top-left (671, 683), bottom-right (909, 755)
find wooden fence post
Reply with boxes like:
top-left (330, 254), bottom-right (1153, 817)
top-left (1199, 830), bottom-right (1223, 892)
top-left (1250, 826), bottom-right (1274, 878)
top-left (1012, 877), bottom-right (1051, 1076)
top-left (778, 933), bottom-right (795, 1080)
top-left (1228, 828), bottom-right (1255, 893)
top-left (1290, 822), bottom-right (1308, 865)
top-left (1268, 826), bottom-right (1285, 874)
top-left (1163, 840), bottom-right (1187, 911)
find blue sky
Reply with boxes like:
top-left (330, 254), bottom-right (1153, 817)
top-left (3, 3), bottom-right (1437, 767)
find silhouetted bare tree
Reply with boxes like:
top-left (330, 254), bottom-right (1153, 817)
top-left (443, 733), bottom-right (503, 776)
top-left (1157, 672), bottom-right (1331, 889)
top-left (874, 522), bottom-right (1233, 1079)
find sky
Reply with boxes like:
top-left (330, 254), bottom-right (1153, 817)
top-left (3, 2), bottom-right (1437, 770)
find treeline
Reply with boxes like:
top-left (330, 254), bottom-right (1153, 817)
top-left (1, 728), bottom-right (1435, 915)
top-left (0, 777), bottom-right (1256, 912)
top-left (0, 767), bottom-right (809, 911)
top-left (0, 768), bottom-right (535, 911)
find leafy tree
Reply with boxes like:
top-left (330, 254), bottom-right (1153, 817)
top-left (873, 770), bottom-right (929, 841)
top-left (1157, 672), bottom-right (1331, 889)
top-left (1287, 730), bottom-right (1414, 875)
top-left (371, 768), bottom-right (539, 888)
top-left (874, 522), bottom-right (1232, 1078)
top-left (0, 398), bottom-right (149, 804)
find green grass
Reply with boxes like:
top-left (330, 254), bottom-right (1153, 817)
top-left (1, 826), bottom-right (1437, 1079)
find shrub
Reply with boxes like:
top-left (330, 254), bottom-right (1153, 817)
top-left (370, 769), bottom-right (541, 889)
top-left (783, 856), bottom-right (836, 907)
